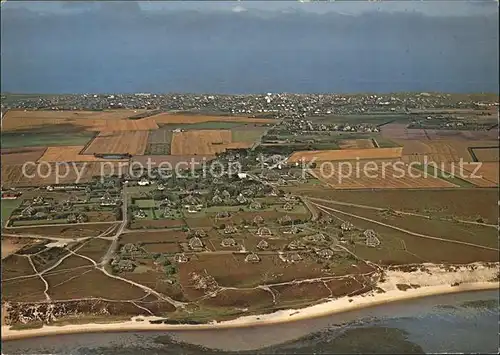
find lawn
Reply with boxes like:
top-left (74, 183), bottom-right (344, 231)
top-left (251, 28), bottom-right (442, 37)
top-left (134, 199), bottom-right (156, 208)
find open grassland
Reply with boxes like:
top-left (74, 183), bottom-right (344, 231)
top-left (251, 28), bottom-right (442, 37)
top-left (300, 188), bottom-right (498, 223)
top-left (150, 113), bottom-right (277, 125)
top-left (83, 131), bottom-right (149, 155)
top-left (1, 199), bottom-right (22, 227)
top-left (338, 139), bottom-right (375, 149)
top-left (288, 147), bottom-right (403, 163)
top-left (171, 130), bottom-right (232, 155)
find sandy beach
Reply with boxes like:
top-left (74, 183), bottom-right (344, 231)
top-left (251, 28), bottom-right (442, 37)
top-left (2, 263), bottom-right (499, 341)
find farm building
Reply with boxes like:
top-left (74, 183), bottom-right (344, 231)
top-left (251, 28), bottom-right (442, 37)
top-left (221, 238), bottom-right (237, 247)
top-left (316, 248), bottom-right (334, 259)
top-left (284, 252), bottom-right (302, 263)
top-left (223, 225), bottom-right (238, 234)
top-left (245, 253), bottom-right (261, 263)
top-left (236, 194), bottom-right (247, 204)
top-left (253, 215), bottom-right (264, 224)
top-left (21, 206), bottom-right (36, 217)
top-left (134, 210), bottom-right (147, 219)
top-left (212, 195), bottom-right (223, 204)
top-left (174, 253), bottom-right (189, 263)
top-left (287, 240), bottom-right (306, 250)
top-left (257, 240), bottom-right (269, 250)
top-left (192, 229), bottom-right (207, 238)
top-left (341, 222), bottom-right (354, 231)
top-left (364, 229), bottom-right (381, 247)
top-left (216, 211), bottom-right (231, 219)
top-left (249, 201), bottom-right (262, 210)
top-left (278, 215), bottom-right (292, 225)
top-left (1, 192), bottom-right (20, 200)
top-left (284, 225), bottom-right (301, 235)
top-left (188, 237), bottom-right (204, 251)
top-left (256, 226), bottom-right (272, 237)
top-left (283, 202), bottom-right (294, 211)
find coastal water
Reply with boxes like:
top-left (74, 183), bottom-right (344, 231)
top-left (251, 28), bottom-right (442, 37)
top-left (2, 290), bottom-right (498, 354)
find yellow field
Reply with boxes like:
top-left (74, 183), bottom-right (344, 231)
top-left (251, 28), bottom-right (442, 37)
top-left (288, 147), bottom-right (403, 163)
top-left (170, 130), bottom-right (233, 155)
top-left (310, 161), bottom-right (457, 189)
top-left (83, 131), bottom-right (149, 155)
top-left (151, 113), bottom-right (278, 124)
top-left (338, 139), bottom-right (375, 149)
top-left (1, 110), bottom-right (157, 132)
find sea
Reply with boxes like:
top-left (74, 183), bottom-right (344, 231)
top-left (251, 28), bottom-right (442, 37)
top-left (1, 3), bottom-right (498, 95)
top-left (2, 290), bottom-right (499, 354)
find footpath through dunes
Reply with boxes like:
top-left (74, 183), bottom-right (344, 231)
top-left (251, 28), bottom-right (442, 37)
top-left (287, 147), bottom-right (403, 163)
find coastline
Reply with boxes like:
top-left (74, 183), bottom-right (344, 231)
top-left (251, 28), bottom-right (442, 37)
top-left (2, 279), bottom-right (498, 342)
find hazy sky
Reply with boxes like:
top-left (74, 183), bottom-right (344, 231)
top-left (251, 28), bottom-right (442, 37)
top-left (1, 1), bottom-right (498, 94)
top-left (2, 0), bottom-right (498, 17)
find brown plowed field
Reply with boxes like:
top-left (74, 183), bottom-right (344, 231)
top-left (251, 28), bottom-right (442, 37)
top-left (151, 113), bottom-right (277, 124)
top-left (1, 162), bottom-right (128, 187)
top-left (396, 140), bottom-right (498, 163)
top-left (380, 122), bottom-right (498, 141)
top-left (471, 147), bottom-right (499, 162)
top-left (338, 139), bottom-right (375, 149)
top-left (0, 147), bottom-right (47, 165)
top-left (310, 161), bottom-right (457, 189)
top-left (2, 109), bottom-right (153, 132)
top-left (441, 162), bottom-right (499, 187)
top-left (83, 131), bottom-right (149, 155)
top-left (288, 147), bottom-right (403, 163)
top-left (171, 130), bottom-right (232, 155)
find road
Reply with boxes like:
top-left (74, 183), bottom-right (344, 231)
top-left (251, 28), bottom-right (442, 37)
top-left (101, 189), bottom-right (128, 266)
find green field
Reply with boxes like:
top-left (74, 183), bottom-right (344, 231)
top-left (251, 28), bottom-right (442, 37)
top-left (1, 131), bottom-right (95, 148)
top-left (310, 114), bottom-right (408, 125)
top-left (160, 122), bottom-right (260, 130)
top-left (1, 199), bottom-right (22, 226)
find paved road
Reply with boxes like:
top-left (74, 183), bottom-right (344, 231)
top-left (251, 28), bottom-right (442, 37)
top-left (101, 189), bottom-right (128, 266)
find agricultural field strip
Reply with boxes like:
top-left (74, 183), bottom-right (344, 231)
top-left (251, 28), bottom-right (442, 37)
top-left (306, 197), bottom-right (498, 229)
top-left (83, 131), bottom-right (149, 155)
top-left (310, 202), bottom-right (499, 252)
